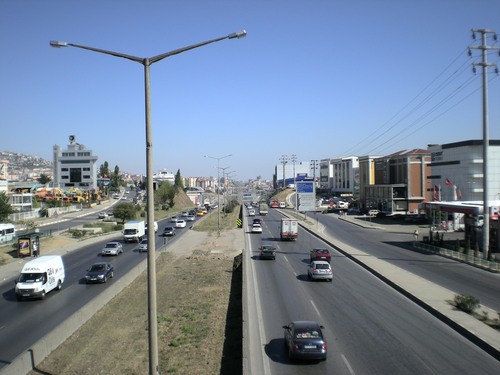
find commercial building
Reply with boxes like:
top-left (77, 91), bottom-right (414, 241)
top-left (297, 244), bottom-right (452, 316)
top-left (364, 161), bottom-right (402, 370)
top-left (53, 136), bottom-right (98, 190)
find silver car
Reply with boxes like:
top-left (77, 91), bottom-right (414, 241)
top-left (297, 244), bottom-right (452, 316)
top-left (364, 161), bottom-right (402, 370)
top-left (101, 241), bottom-right (123, 256)
top-left (307, 261), bottom-right (332, 281)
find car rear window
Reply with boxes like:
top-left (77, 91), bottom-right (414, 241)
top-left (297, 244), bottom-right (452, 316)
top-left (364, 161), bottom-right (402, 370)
top-left (316, 264), bottom-right (330, 270)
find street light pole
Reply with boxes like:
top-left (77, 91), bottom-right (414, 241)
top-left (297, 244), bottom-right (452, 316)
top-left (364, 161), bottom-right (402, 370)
top-left (50, 30), bottom-right (246, 375)
top-left (205, 154), bottom-right (232, 236)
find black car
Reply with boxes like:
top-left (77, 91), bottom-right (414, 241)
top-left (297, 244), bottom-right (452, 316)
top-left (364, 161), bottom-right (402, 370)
top-left (283, 321), bottom-right (327, 361)
top-left (259, 245), bottom-right (276, 260)
top-left (162, 226), bottom-right (176, 236)
top-left (253, 218), bottom-right (262, 225)
top-left (85, 262), bottom-right (114, 284)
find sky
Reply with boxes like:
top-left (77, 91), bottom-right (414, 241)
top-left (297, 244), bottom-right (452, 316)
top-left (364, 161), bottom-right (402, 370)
top-left (1, 0), bottom-right (500, 182)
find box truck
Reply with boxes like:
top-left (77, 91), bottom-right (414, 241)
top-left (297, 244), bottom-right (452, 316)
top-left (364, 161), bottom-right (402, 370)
top-left (280, 218), bottom-right (298, 241)
top-left (15, 255), bottom-right (65, 300)
top-left (123, 220), bottom-right (145, 243)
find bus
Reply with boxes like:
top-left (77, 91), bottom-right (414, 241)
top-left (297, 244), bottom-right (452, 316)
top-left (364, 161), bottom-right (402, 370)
top-left (0, 223), bottom-right (16, 243)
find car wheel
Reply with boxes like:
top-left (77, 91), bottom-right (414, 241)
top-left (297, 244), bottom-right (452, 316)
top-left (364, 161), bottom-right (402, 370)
top-left (40, 290), bottom-right (46, 300)
top-left (288, 348), bottom-right (294, 362)
top-left (56, 280), bottom-right (62, 290)
top-left (103, 276), bottom-right (108, 283)
top-left (110, 272), bottom-right (114, 278)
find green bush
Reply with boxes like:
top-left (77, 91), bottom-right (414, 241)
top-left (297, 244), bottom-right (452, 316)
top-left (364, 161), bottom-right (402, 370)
top-left (69, 229), bottom-right (86, 239)
top-left (453, 294), bottom-right (480, 314)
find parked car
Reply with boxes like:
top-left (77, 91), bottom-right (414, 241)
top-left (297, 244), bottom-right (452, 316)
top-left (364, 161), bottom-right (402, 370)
top-left (259, 245), bottom-right (276, 260)
top-left (310, 248), bottom-right (331, 263)
top-left (175, 219), bottom-right (187, 228)
top-left (85, 262), bottom-right (114, 284)
top-left (101, 241), bottom-right (123, 256)
top-left (138, 239), bottom-right (148, 252)
top-left (282, 321), bottom-right (327, 361)
top-left (307, 261), bottom-right (333, 281)
top-left (162, 226), bottom-right (176, 236)
top-left (251, 223), bottom-right (262, 233)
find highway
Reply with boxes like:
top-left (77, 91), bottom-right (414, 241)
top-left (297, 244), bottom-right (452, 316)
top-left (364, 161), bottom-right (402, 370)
top-left (246, 208), bottom-right (500, 374)
top-left (0, 215), bottom-right (187, 370)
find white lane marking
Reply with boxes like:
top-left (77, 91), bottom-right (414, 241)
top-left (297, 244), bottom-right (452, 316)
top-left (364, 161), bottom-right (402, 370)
top-left (342, 354), bottom-right (356, 375)
top-left (310, 300), bottom-right (321, 317)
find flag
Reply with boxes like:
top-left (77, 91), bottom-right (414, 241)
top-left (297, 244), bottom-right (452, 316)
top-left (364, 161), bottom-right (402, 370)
top-left (445, 178), bottom-right (453, 187)
top-left (456, 186), bottom-right (462, 200)
top-left (433, 185), bottom-right (439, 201)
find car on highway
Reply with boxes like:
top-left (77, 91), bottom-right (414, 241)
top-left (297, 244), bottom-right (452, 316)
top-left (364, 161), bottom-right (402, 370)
top-left (310, 248), bottom-right (331, 263)
top-left (252, 218), bottom-right (262, 225)
top-left (170, 216), bottom-right (179, 223)
top-left (175, 219), bottom-right (187, 228)
top-left (282, 320), bottom-right (327, 361)
top-left (196, 210), bottom-right (205, 217)
top-left (248, 209), bottom-right (256, 216)
top-left (101, 241), bottom-right (123, 256)
top-left (181, 211), bottom-right (189, 217)
top-left (307, 260), bottom-right (333, 281)
top-left (251, 223), bottom-right (262, 233)
top-left (186, 215), bottom-right (196, 222)
top-left (162, 226), bottom-right (176, 236)
top-left (98, 212), bottom-right (109, 219)
top-left (138, 239), bottom-right (148, 252)
top-left (259, 245), bottom-right (276, 260)
top-left (85, 262), bottom-right (114, 284)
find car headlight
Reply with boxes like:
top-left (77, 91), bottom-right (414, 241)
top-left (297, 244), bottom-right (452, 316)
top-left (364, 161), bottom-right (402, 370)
top-left (98, 274), bottom-right (104, 278)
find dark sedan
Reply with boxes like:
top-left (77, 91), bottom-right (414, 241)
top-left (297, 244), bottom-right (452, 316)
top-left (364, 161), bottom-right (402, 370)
top-left (162, 226), bottom-right (176, 236)
top-left (85, 262), bottom-right (114, 284)
top-left (259, 245), bottom-right (276, 260)
top-left (283, 321), bottom-right (327, 361)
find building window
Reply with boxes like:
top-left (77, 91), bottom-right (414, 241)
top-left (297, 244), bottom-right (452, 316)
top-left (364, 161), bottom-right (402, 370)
top-left (61, 168), bottom-right (68, 172)
top-left (83, 167), bottom-right (90, 171)
top-left (61, 175), bottom-right (69, 179)
top-left (83, 175), bottom-right (91, 179)
top-left (70, 168), bottom-right (82, 183)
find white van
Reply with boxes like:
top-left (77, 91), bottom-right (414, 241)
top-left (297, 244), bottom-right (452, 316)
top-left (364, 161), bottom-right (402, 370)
top-left (15, 255), bottom-right (65, 300)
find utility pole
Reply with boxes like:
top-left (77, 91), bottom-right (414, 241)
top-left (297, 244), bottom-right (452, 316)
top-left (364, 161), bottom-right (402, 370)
top-left (291, 154), bottom-right (297, 209)
top-left (469, 28), bottom-right (499, 260)
top-left (279, 155), bottom-right (288, 188)
top-left (310, 159), bottom-right (319, 186)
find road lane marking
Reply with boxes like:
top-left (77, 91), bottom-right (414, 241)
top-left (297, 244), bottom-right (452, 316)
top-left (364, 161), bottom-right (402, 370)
top-left (310, 300), bottom-right (321, 317)
top-left (342, 354), bottom-right (356, 375)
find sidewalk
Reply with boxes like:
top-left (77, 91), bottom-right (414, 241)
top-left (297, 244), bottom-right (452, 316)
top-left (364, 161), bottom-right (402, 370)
top-left (298, 211), bottom-right (500, 360)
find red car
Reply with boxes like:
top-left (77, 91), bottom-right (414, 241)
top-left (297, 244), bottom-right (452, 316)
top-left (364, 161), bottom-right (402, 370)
top-left (310, 248), bottom-right (331, 263)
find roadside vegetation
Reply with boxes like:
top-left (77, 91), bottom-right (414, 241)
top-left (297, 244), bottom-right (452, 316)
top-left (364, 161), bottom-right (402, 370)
top-left (449, 294), bottom-right (500, 330)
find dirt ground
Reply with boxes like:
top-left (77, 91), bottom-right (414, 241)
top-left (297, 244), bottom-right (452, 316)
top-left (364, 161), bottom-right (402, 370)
top-left (29, 228), bottom-right (243, 375)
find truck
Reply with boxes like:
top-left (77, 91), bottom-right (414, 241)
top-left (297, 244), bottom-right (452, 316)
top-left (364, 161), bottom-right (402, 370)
top-left (123, 220), bottom-right (145, 243)
top-left (259, 203), bottom-right (269, 216)
top-left (15, 255), bottom-right (65, 300)
top-left (280, 218), bottom-right (298, 241)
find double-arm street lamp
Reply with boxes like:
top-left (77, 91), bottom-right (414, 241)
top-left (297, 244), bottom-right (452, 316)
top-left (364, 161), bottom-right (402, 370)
top-left (204, 154), bottom-right (232, 236)
top-left (50, 30), bottom-right (246, 375)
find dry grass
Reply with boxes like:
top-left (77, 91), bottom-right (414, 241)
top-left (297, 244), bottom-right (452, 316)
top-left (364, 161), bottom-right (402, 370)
top-left (29, 209), bottom-right (243, 375)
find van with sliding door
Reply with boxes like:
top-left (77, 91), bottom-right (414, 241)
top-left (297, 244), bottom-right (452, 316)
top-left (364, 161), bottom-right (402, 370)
top-left (15, 256), bottom-right (65, 300)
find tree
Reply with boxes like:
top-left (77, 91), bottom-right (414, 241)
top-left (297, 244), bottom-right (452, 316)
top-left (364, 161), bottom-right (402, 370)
top-left (174, 169), bottom-right (184, 189)
top-left (37, 173), bottom-right (52, 185)
top-left (112, 202), bottom-right (137, 223)
top-left (99, 161), bottom-right (110, 178)
top-left (0, 192), bottom-right (14, 222)
top-left (109, 165), bottom-right (124, 192)
top-left (155, 181), bottom-right (176, 210)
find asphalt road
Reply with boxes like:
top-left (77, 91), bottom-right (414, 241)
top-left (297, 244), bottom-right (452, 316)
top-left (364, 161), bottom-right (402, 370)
top-left (0, 215), bottom-right (188, 370)
top-left (245, 209), bottom-right (500, 375)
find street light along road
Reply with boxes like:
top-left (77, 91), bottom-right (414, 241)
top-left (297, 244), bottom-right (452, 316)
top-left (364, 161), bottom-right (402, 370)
top-left (204, 154), bottom-right (232, 237)
top-left (50, 30), bottom-right (246, 375)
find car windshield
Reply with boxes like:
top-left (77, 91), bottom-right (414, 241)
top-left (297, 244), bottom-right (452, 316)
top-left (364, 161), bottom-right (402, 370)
top-left (315, 249), bottom-right (328, 254)
top-left (105, 243), bottom-right (118, 248)
top-left (90, 264), bottom-right (106, 272)
top-left (18, 273), bottom-right (44, 283)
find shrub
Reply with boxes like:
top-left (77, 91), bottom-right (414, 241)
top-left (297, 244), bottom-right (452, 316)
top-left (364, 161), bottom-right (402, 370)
top-left (453, 294), bottom-right (480, 314)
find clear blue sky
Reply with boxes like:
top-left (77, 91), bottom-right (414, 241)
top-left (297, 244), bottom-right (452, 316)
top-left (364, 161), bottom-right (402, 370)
top-left (1, 0), bottom-right (499, 181)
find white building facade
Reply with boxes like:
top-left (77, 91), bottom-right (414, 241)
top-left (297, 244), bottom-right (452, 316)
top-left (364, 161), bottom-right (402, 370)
top-left (428, 140), bottom-right (500, 202)
top-left (53, 136), bottom-right (98, 190)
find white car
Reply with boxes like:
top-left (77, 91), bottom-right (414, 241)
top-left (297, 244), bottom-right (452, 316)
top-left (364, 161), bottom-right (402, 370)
top-left (251, 223), bottom-right (262, 233)
top-left (186, 215), bottom-right (196, 222)
top-left (170, 216), bottom-right (179, 223)
top-left (308, 260), bottom-right (333, 281)
top-left (138, 239), bottom-right (148, 252)
top-left (175, 219), bottom-right (187, 228)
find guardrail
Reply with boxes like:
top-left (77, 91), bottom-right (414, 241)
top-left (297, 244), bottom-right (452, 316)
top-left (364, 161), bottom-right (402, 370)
top-left (414, 242), bottom-right (500, 273)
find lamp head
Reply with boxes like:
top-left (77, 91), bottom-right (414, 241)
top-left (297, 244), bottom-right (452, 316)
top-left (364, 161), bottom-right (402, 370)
top-left (228, 30), bottom-right (247, 39)
top-left (50, 41), bottom-right (68, 48)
